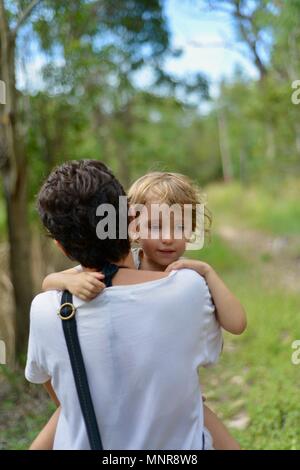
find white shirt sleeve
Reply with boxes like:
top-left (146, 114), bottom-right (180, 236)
top-left (203, 313), bottom-right (223, 367)
top-left (200, 278), bottom-right (223, 367)
top-left (25, 299), bottom-right (51, 384)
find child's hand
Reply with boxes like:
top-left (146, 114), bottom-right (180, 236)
top-left (165, 259), bottom-right (212, 278)
top-left (65, 272), bottom-right (106, 301)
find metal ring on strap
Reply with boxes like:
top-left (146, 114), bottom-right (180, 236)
top-left (58, 302), bottom-right (76, 320)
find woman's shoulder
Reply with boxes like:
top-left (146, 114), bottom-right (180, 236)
top-left (30, 290), bottom-right (61, 323)
top-left (170, 269), bottom-right (213, 305)
top-left (171, 267), bottom-right (208, 288)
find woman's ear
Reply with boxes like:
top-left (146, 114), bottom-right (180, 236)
top-left (54, 239), bottom-right (69, 257)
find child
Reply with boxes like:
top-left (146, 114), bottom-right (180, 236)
top-left (32, 172), bottom-right (246, 450)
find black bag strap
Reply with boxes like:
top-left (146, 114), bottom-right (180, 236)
top-left (101, 262), bottom-right (120, 287)
top-left (59, 290), bottom-right (103, 450)
top-left (58, 263), bottom-right (120, 450)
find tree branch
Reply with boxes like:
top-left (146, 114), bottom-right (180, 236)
top-left (203, 0), bottom-right (267, 80)
top-left (239, 23), bottom-right (267, 79)
top-left (205, 0), bottom-right (252, 21)
top-left (0, 0), bottom-right (9, 42)
top-left (190, 40), bottom-right (248, 63)
top-left (12, 0), bottom-right (43, 36)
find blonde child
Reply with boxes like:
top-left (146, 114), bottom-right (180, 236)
top-left (31, 172), bottom-right (246, 450)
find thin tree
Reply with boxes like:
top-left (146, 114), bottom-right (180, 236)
top-left (0, 0), bottom-right (43, 360)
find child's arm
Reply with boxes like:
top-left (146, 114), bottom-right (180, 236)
top-left (203, 404), bottom-right (241, 450)
top-left (29, 380), bottom-right (60, 450)
top-left (42, 268), bottom-right (106, 301)
top-left (166, 260), bottom-right (247, 335)
top-left (30, 407), bottom-right (61, 450)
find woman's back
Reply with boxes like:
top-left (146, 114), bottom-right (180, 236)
top-left (26, 268), bottom-right (222, 450)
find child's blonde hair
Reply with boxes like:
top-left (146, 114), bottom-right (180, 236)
top-left (128, 172), bottom-right (212, 240)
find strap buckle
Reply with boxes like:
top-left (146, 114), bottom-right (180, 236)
top-left (58, 302), bottom-right (76, 320)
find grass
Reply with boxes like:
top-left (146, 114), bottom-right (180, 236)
top-left (206, 277), bottom-right (300, 450)
top-left (0, 366), bottom-right (55, 450)
top-left (1, 400), bottom-right (55, 450)
top-left (189, 234), bottom-right (249, 272)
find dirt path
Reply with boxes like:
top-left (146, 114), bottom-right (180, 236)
top-left (217, 226), bottom-right (300, 293)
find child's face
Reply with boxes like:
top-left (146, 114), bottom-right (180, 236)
top-left (137, 204), bottom-right (190, 269)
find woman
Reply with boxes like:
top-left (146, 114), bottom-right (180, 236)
top-left (25, 160), bottom-right (222, 450)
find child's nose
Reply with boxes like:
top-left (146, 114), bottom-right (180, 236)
top-left (161, 235), bottom-right (173, 244)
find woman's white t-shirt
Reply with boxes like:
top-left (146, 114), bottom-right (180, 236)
top-left (25, 269), bottom-right (222, 450)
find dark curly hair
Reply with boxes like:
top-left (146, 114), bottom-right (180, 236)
top-left (37, 160), bottom-right (131, 269)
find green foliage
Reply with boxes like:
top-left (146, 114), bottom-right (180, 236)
top-left (1, 0), bottom-right (299, 205)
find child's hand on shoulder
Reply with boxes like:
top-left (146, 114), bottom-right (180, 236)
top-left (165, 259), bottom-right (212, 278)
top-left (66, 272), bottom-right (106, 301)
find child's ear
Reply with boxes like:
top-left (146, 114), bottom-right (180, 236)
top-left (128, 222), bottom-right (140, 243)
top-left (128, 215), bottom-right (141, 244)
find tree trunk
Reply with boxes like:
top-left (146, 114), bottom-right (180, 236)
top-left (0, 1), bottom-right (33, 360)
top-left (265, 121), bottom-right (276, 162)
top-left (3, 168), bottom-right (33, 358)
top-left (217, 106), bottom-right (233, 183)
top-left (294, 121), bottom-right (300, 157)
top-left (116, 103), bottom-right (133, 189)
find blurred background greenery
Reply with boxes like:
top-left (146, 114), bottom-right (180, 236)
top-left (0, 0), bottom-right (300, 450)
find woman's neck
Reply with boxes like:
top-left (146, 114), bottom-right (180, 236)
top-left (82, 252), bottom-right (136, 272)
top-left (114, 252), bottom-right (136, 269)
